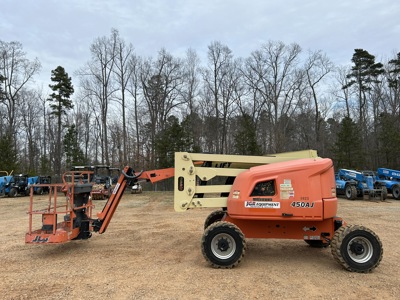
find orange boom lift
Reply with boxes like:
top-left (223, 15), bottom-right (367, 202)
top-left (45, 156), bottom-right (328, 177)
top-left (26, 150), bottom-right (383, 273)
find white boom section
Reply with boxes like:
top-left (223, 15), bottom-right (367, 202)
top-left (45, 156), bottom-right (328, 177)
top-left (174, 150), bottom-right (318, 212)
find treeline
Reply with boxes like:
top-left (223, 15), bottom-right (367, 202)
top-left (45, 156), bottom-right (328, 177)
top-left (1, 29), bottom-right (400, 181)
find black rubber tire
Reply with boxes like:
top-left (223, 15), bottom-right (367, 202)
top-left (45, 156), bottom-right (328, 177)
top-left (392, 184), bottom-right (400, 200)
top-left (305, 240), bottom-right (330, 248)
top-left (345, 185), bottom-right (357, 200)
top-left (204, 210), bottom-right (226, 230)
top-left (201, 221), bottom-right (246, 268)
top-left (36, 187), bottom-right (43, 195)
top-left (8, 188), bottom-right (17, 197)
top-left (381, 186), bottom-right (387, 200)
top-left (331, 224), bottom-right (383, 273)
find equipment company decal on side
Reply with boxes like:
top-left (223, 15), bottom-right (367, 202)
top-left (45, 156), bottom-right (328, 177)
top-left (245, 201), bottom-right (280, 208)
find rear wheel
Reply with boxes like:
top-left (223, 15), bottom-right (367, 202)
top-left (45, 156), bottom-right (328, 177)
top-left (345, 185), bottom-right (357, 200)
top-left (331, 224), bottom-right (383, 273)
top-left (36, 187), bottom-right (43, 195)
top-left (201, 221), bottom-right (246, 268)
top-left (8, 188), bottom-right (17, 197)
top-left (392, 184), bottom-right (400, 200)
top-left (204, 210), bottom-right (226, 229)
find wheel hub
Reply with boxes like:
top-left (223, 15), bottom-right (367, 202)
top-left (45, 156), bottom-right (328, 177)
top-left (350, 242), bottom-right (365, 255)
top-left (210, 232), bottom-right (237, 260)
top-left (217, 238), bottom-right (230, 252)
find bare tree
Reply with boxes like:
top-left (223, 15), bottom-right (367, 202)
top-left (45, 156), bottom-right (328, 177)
top-left (36, 87), bottom-right (50, 172)
top-left (126, 54), bottom-right (144, 166)
top-left (19, 89), bottom-right (42, 173)
top-left (241, 51), bottom-right (270, 125)
top-left (140, 48), bottom-right (184, 167)
top-left (0, 41), bottom-right (41, 136)
top-left (181, 48), bottom-right (201, 114)
top-left (76, 30), bottom-right (118, 165)
top-left (331, 66), bottom-right (354, 118)
top-left (179, 49), bottom-right (204, 151)
top-left (113, 29), bottom-right (135, 165)
top-left (66, 94), bottom-right (94, 165)
top-left (244, 41), bottom-right (302, 153)
top-left (303, 50), bottom-right (333, 144)
top-left (198, 85), bottom-right (218, 152)
top-left (202, 41), bottom-right (235, 153)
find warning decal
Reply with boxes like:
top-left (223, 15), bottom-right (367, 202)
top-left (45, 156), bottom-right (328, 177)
top-left (280, 179), bottom-right (294, 199)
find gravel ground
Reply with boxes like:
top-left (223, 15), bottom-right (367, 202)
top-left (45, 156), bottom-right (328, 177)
top-left (1, 191), bottom-right (399, 300)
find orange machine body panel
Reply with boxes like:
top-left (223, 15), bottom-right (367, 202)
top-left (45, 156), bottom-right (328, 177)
top-left (222, 215), bottom-right (342, 240)
top-left (225, 158), bottom-right (340, 239)
top-left (137, 168), bottom-right (175, 184)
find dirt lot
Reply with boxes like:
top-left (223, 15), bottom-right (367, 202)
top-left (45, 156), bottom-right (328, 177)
top-left (1, 191), bottom-right (399, 300)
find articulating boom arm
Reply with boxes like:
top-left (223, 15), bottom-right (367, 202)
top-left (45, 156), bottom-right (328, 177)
top-left (136, 168), bottom-right (175, 184)
top-left (93, 166), bottom-right (142, 234)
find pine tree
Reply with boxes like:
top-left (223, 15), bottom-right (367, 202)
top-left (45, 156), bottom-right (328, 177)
top-left (233, 114), bottom-right (262, 155)
top-left (388, 52), bottom-right (400, 104)
top-left (48, 66), bottom-right (74, 175)
top-left (63, 125), bottom-right (85, 169)
top-left (332, 117), bottom-right (364, 169)
top-left (343, 49), bottom-right (384, 125)
top-left (0, 134), bottom-right (18, 172)
top-left (154, 116), bottom-right (194, 168)
top-left (376, 113), bottom-right (400, 168)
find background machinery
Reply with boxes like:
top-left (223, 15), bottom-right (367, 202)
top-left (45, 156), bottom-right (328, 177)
top-left (0, 171), bottom-right (13, 197)
top-left (376, 168), bottom-right (400, 199)
top-left (131, 182), bottom-right (143, 193)
top-left (28, 175), bottom-right (51, 195)
top-left (26, 150), bottom-right (383, 273)
top-left (5, 173), bottom-right (30, 197)
top-left (91, 165), bottom-right (113, 200)
top-left (335, 169), bottom-right (387, 200)
top-left (69, 165), bottom-right (119, 200)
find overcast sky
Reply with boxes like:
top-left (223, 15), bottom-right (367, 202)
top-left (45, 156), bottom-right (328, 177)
top-left (1, 0), bottom-right (399, 88)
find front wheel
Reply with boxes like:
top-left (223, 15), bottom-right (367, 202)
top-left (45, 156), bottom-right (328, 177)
top-left (345, 185), bottom-right (357, 200)
top-left (381, 186), bottom-right (387, 200)
top-left (331, 224), bottom-right (383, 273)
top-left (201, 221), bottom-right (246, 268)
top-left (392, 184), bottom-right (400, 200)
